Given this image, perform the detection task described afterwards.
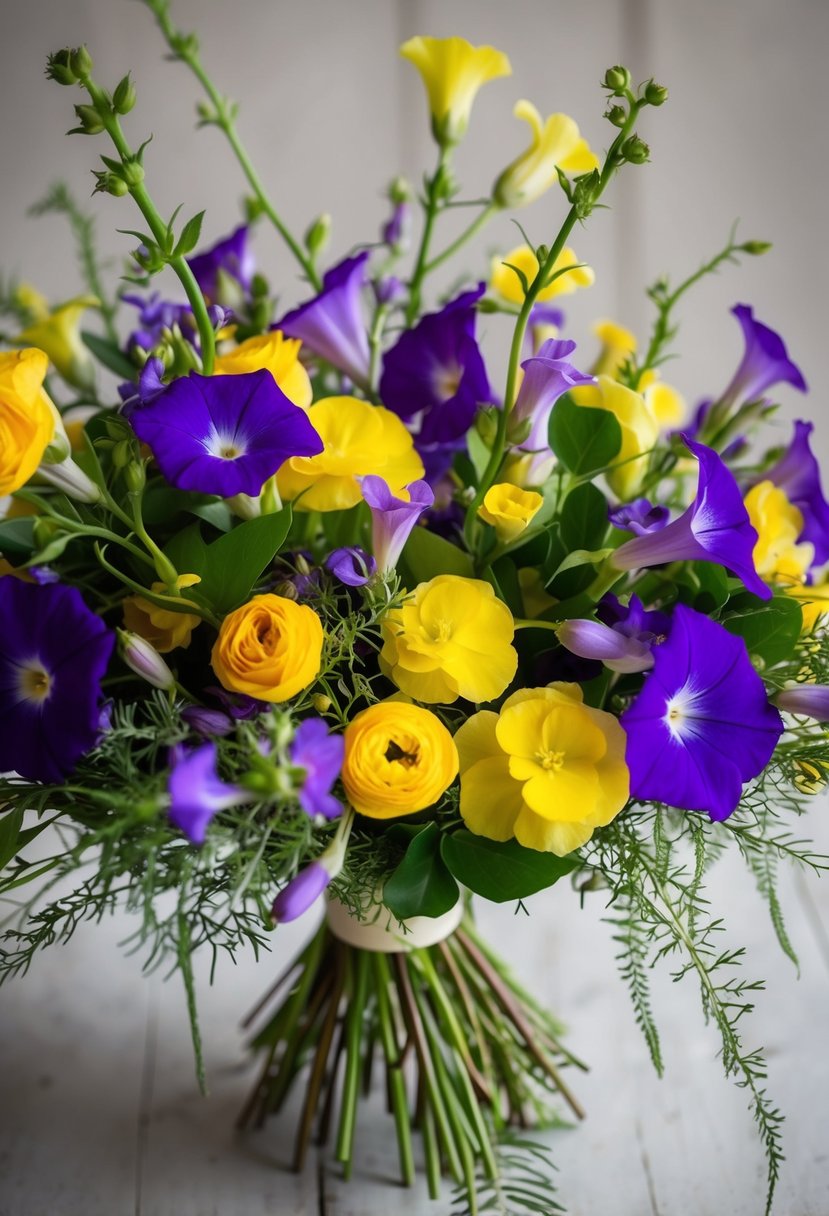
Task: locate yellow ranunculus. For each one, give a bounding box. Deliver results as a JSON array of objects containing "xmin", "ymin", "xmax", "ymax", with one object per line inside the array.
[
  {"xmin": 212, "ymin": 593, "xmax": 323, "ymax": 701},
  {"xmin": 277, "ymin": 396, "xmax": 423, "ymax": 512},
  {"xmin": 456, "ymin": 683, "xmax": 629, "ymax": 855},
  {"xmin": 744, "ymin": 480, "xmax": 813, "ymax": 585},
  {"xmin": 213, "ymin": 330, "xmax": 312, "ymax": 409},
  {"xmin": 494, "ymin": 100, "xmax": 599, "ymax": 209},
  {"xmin": 342, "ymin": 701, "xmax": 459, "ymax": 818},
  {"xmin": 570, "ymin": 374, "xmax": 658, "ymax": 499},
  {"xmin": 122, "ymin": 574, "xmax": 203, "ymax": 654},
  {"xmin": 400, "ymin": 35, "xmax": 511, "ymax": 146},
  {"xmin": 380, "ymin": 574, "xmax": 517, "ymax": 705},
  {"xmin": 0, "ymin": 348, "xmax": 55, "ymax": 495},
  {"xmin": 490, "ymin": 244, "xmax": 594, "ymax": 306},
  {"xmin": 478, "ymin": 482, "xmax": 543, "ymax": 542},
  {"xmin": 786, "ymin": 580, "xmax": 829, "ymax": 633},
  {"xmin": 16, "ymin": 295, "xmax": 98, "ymax": 392}
]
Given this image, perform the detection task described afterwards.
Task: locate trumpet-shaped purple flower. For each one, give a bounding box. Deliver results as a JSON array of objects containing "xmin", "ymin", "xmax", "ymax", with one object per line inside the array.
[
  {"xmin": 279, "ymin": 252, "xmax": 371, "ymax": 387},
  {"xmin": 290, "ymin": 717, "xmax": 344, "ymax": 820},
  {"xmin": 129, "ymin": 369, "xmax": 323, "ymax": 498},
  {"xmin": 379, "ymin": 285, "xmax": 492, "ymax": 481},
  {"xmin": 181, "ymin": 705, "xmax": 234, "ymax": 738},
  {"xmin": 558, "ymin": 595, "xmax": 670, "ymax": 674},
  {"xmin": 325, "ymin": 546, "xmax": 377, "ymax": 587},
  {"xmin": 609, "ymin": 497, "xmax": 670, "ymax": 536},
  {"xmin": 187, "ymin": 224, "xmax": 255, "ymax": 303},
  {"xmin": 621, "ymin": 604, "xmax": 783, "ymax": 821},
  {"xmin": 513, "ymin": 337, "xmax": 594, "ymax": 454},
  {"xmin": 776, "ymin": 685, "xmax": 829, "ymax": 721},
  {"xmin": 764, "ymin": 420, "xmax": 829, "ymax": 566},
  {"xmin": 168, "ymin": 741, "xmax": 248, "ymax": 845},
  {"xmin": 720, "ymin": 304, "xmax": 807, "ymax": 408},
  {"xmin": 0, "ymin": 580, "xmax": 114, "ymax": 782},
  {"xmin": 612, "ymin": 436, "xmax": 770, "ymax": 600},
  {"xmin": 272, "ymin": 861, "xmax": 331, "ymax": 923},
  {"xmin": 362, "ymin": 475, "xmax": 434, "ymax": 572}
]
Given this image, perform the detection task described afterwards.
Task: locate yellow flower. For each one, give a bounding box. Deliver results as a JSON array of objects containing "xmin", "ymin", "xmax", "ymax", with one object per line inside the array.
[
  {"xmin": 456, "ymin": 683, "xmax": 629, "ymax": 855},
  {"xmin": 400, "ymin": 35, "xmax": 511, "ymax": 146},
  {"xmin": 342, "ymin": 701, "xmax": 459, "ymax": 818},
  {"xmin": 641, "ymin": 375, "xmax": 685, "ymax": 428},
  {"xmin": 380, "ymin": 574, "xmax": 517, "ymax": 704},
  {"xmin": 794, "ymin": 758, "xmax": 828, "ymax": 795},
  {"xmin": 744, "ymin": 480, "xmax": 813, "ymax": 585},
  {"xmin": 490, "ymin": 244, "xmax": 594, "ymax": 306},
  {"xmin": 0, "ymin": 348, "xmax": 55, "ymax": 495},
  {"xmin": 591, "ymin": 319, "xmax": 637, "ymax": 378},
  {"xmin": 212, "ymin": 593, "xmax": 323, "ymax": 701},
  {"xmin": 122, "ymin": 574, "xmax": 203, "ymax": 654},
  {"xmin": 589, "ymin": 322, "xmax": 685, "ymax": 425},
  {"xmin": 478, "ymin": 482, "xmax": 543, "ymax": 542},
  {"xmin": 16, "ymin": 295, "xmax": 98, "ymax": 391},
  {"xmin": 0, "ymin": 558, "xmax": 35, "ymax": 582},
  {"xmin": 277, "ymin": 396, "xmax": 423, "ymax": 512},
  {"xmin": 787, "ymin": 580, "xmax": 829, "ymax": 633},
  {"xmin": 494, "ymin": 100, "xmax": 599, "ymax": 209},
  {"xmin": 570, "ymin": 374, "xmax": 658, "ymax": 499},
  {"xmin": 213, "ymin": 330, "xmax": 312, "ymax": 409}
]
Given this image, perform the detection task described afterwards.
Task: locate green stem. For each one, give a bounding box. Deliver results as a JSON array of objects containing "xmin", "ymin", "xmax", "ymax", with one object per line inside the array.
[
  {"xmin": 424, "ymin": 201, "xmax": 498, "ymax": 275},
  {"xmin": 335, "ymin": 948, "xmax": 371, "ymax": 1175},
  {"xmin": 373, "ymin": 953, "xmax": 415, "ymax": 1186},
  {"xmin": 406, "ymin": 147, "xmax": 451, "ymax": 325},
  {"xmin": 367, "ymin": 301, "xmax": 390, "ymax": 395}
]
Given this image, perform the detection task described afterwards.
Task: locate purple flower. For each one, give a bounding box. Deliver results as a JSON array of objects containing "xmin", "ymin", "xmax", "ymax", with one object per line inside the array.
[
  {"xmin": 373, "ymin": 276, "xmax": 405, "ymax": 306},
  {"xmin": 612, "ymin": 436, "xmax": 770, "ymax": 600},
  {"xmin": 325, "ymin": 546, "xmax": 377, "ymax": 587},
  {"xmin": 118, "ymin": 357, "xmax": 167, "ymax": 414},
  {"xmin": 182, "ymin": 705, "xmax": 234, "ymax": 737},
  {"xmin": 272, "ymin": 861, "xmax": 331, "ymax": 923},
  {"xmin": 381, "ymin": 201, "xmax": 411, "ymax": 250},
  {"xmin": 290, "ymin": 717, "xmax": 344, "ymax": 820},
  {"xmin": 558, "ymin": 595, "xmax": 670, "ymax": 674},
  {"xmin": 129, "ymin": 369, "xmax": 322, "ymax": 498},
  {"xmin": 123, "ymin": 291, "xmax": 194, "ymax": 353},
  {"xmin": 621, "ymin": 604, "xmax": 783, "ymax": 820},
  {"xmin": 0, "ymin": 580, "xmax": 114, "ymax": 782},
  {"xmin": 513, "ymin": 337, "xmax": 594, "ymax": 454},
  {"xmin": 279, "ymin": 252, "xmax": 371, "ymax": 387},
  {"xmin": 720, "ymin": 304, "xmax": 807, "ymax": 409},
  {"xmin": 764, "ymin": 420, "xmax": 829, "ymax": 566},
  {"xmin": 776, "ymin": 685, "xmax": 829, "ymax": 721},
  {"xmin": 362, "ymin": 475, "xmax": 434, "ymax": 572},
  {"xmin": 380, "ymin": 285, "xmax": 492, "ymax": 481},
  {"xmin": 609, "ymin": 498, "xmax": 670, "ymax": 536},
  {"xmin": 187, "ymin": 224, "xmax": 255, "ymax": 303},
  {"xmin": 205, "ymin": 685, "xmax": 265, "ymax": 721},
  {"xmin": 526, "ymin": 303, "xmax": 566, "ymax": 355},
  {"xmin": 168, "ymin": 741, "xmax": 247, "ymax": 845}
]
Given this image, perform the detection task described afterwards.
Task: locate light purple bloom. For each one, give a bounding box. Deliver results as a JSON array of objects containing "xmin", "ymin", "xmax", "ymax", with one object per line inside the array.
[
  {"xmin": 325, "ymin": 546, "xmax": 377, "ymax": 587},
  {"xmin": 381, "ymin": 201, "xmax": 411, "ymax": 250},
  {"xmin": 373, "ymin": 276, "xmax": 405, "ymax": 306},
  {"xmin": 720, "ymin": 304, "xmax": 807, "ymax": 409},
  {"xmin": 279, "ymin": 252, "xmax": 371, "ymax": 387},
  {"xmin": 776, "ymin": 685, "xmax": 829, "ymax": 721},
  {"xmin": 362, "ymin": 475, "xmax": 434, "ymax": 573},
  {"xmin": 513, "ymin": 337, "xmax": 594, "ymax": 454},
  {"xmin": 290, "ymin": 717, "xmax": 344, "ymax": 820},
  {"xmin": 621, "ymin": 603, "xmax": 783, "ymax": 821},
  {"xmin": 525, "ymin": 303, "xmax": 566, "ymax": 356},
  {"xmin": 609, "ymin": 498, "xmax": 670, "ymax": 536},
  {"xmin": 118, "ymin": 356, "xmax": 167, "ymax": 415},
  {"xmin": 182, "ymin": 705, "xmax": 234, "ymax": 737},
  {"xmin": 557, "ymin": 595, "xmax": 669, "ymax": 674},
  {"xmin": 272, "ymin": 861, "xmax": 331, "ymax": 923},
  {"xmin": 129, "ymin": 369, "xmax": 322, "ymax": 498},
  {"xmin": 187, "ymin": 224, "xmax": 255, "ymax": 303},
  {"xmin": 764, "ymin": 420, "xmax": 829, "ymax": 566},
  {"xmin": 612, "ymin": 436, "xmax": 770, "ymax": 600},
  {"xmin": 168, "ymin": 741, "xmax": 247, "ymax": 845},
  {"xmin": 123, "ymin": 291, "xmax": 194, "ymax": 353}
]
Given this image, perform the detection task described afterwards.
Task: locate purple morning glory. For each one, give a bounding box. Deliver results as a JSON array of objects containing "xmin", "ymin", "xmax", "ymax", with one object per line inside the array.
[
  {"xmin": 361, "ymin": 474, "xmax": 434, "ymax": 573},
  {"xmin": 612, "ymin": 436, "xmax": 770, "ymax": 600},
  {"xmin": 609, "ymin": 497, "xmax": 670, "ymax": 536},
  {"xmin": 129, "ymin": 369, "xmax": 323, "ymax": 498},
  {"xmin": 0, "ymin": 579, "xmax": 114, "ymax": 783},
  {"xmin": 290, "ymin": 717, "xmax": 344, "ymax": 820},
  {"xmin": 379, "ymin": 285, "xmax": 492, "ymax": 481},
  {"xmin": 512, "ymin": 337, "xmax": 594, "ymax": 455},
  {"xmin": 279, "ymin": 252, "xmax": 372, "ymax": 388},
  {"xmin": 272, "ymin": 860, "xmax": 332, "ymax": 923},
  {"xmin": 763, "ymin": 420, "xmax": 829, "ymax": 566},
  {"xmin": 621, "ymin": 603, "xmax": 783, "ymax": 821},
  {"xmin": 325, "ymin": 546, "xmax": 377, "ymax": 587},
  {"xmin": 719, "ymin": 304, "xmax": 807, "ymax": 409},
  {"xmin": 558, "ymin": 595, "xmax": 670, "ymax": 674},
  {"xmin": 187, "ymin": 224, "xmax": 255, "ymax": 303},
  {"xmin": 168, "ymin": 741, "xmax": 248, "ymax": 845}
]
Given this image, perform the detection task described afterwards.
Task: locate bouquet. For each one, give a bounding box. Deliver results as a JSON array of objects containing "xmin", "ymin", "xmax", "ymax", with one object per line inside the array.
[{"xmin": 2, "ymin": 5, "xmax": 827, "ymax": 1212}]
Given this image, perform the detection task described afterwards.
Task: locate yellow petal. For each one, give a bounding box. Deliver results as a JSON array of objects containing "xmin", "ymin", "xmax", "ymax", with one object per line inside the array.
[{"xmin": 459, "ymin": 756, "xmax": 525, "ymax": 840}]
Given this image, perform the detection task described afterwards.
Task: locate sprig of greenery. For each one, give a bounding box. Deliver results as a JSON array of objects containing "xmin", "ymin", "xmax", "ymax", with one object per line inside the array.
[{"xmin": 450, "ymin": 1134, "xmax": 564, "ymax": 1215}]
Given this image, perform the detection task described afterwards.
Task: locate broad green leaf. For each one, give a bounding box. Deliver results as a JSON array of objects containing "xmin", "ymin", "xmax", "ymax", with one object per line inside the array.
[
  {"xmin": 383, "ymin": 824, "xmax": 459, "ymax": 920},
  {"xmin": 0, "ymin": 518, "xmax": 36, "ymax": 558},
  {"xmin": 441, "ymin": 830, "xmax": 578, "ymax": 902},
  {"xmin": 81, "ymin": 330, "xmax": 137, "ymax": 380},
  {"xmin": 549, "ymin": 395, "xmax": 622, "ymax": 475},
  {"xmin": 558, "ymin": 482, "xmax": 609, "ymax": 553},
  {"xmin": 401, "ymin": 525, "xmax": 474, "ymax": 583},
  {"xmin": 163, "ymin": 509, "xmax": 292, "ymax": 614},
  {"xmin": 723, "ymin": 595, "xmax": 803, "ymax": 667}
]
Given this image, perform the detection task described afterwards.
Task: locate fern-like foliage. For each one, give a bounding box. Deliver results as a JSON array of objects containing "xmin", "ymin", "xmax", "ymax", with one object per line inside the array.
[{"xmin": 450, "ymin": 1135, "xmax": 564, "ymax": 1216}]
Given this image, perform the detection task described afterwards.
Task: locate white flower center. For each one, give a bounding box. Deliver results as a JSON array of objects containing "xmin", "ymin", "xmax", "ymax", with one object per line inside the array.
[{"xmin": 206, "ymin": 428, "xmax": 246, "ymax": 461}]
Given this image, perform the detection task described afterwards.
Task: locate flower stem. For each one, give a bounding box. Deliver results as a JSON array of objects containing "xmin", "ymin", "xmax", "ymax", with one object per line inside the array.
[
  {"xmin": 335, "ymin": 948, "xmax": 371, "ymax": 1176},
  {"xmin": 424, "ymin": 201, "xmax": 498, "ymax": 275},
  {"xmin": 373, "ymin": 952, "xmax": 416, "ymax": 1185},
  {"xmin": 406, "ymin": 147, "xmax": 451, "ymax": 325}
]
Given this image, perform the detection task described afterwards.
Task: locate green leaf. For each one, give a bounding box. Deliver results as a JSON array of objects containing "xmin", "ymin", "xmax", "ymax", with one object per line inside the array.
[
  {"xmin": 549, "ymin": 394, "xmax": 622, "ymax": 475},
  {"xmin": 81, "ymin": 330, "xmax": 138, "ymax": 380},
  {"xmin": 441, "ymin": 830, "xmax": 578, "ymax": 902},
  {"xmin": 401, "ymin": 526, "xmax": 474, "ymax": 583},
  {"xmin": 163, "ymin": 509, "xmax": 292, "ymax": 614},
  {"xmin": 383, "ymin": 824, "xmax": 459, "ymax": 920},
  {"xmin": 723, "ymin": 595, "xmax": 803, "ymax": 667},
  {"xmin": 558, "ymin": 482, "xmax": 609, "ymax": 553},
  {"xmin": 173, "ymin": 209, "xmax": 206, "ymax": 258},
  {"xmin": 0, "ymin": 518, "xmax": 36, "ymax": 559},
  {"xmin": 0, "ymin": 808, "xmax": 24, "ymax": 871}
]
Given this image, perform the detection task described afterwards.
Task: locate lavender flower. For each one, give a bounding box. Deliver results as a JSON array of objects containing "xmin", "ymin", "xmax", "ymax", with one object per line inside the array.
[
  {"xmin": 168, "ymin": 742, "xmax": 248, "ymax": 845},
  {"xmin": 719, "ymin": 304, "xmax": 807, "ymax": 409},
  {"xmin": 187, "ymin": 224, "xmax": 255, "ymax": 303},
  {"xmin": 272, "ymin": 861, "xmax": 331, "ymax": 923},
  {"xmin": 764, "ymin": 420, "xmax": 829, "ymax": 565},
  {"xmin": 512, "ymin": 337, "xmax": 594, "ymax": 454},
  {"xmin": 279, "ymin": 252, "xmax": 372, "ymax": 387},
  {"xmin": 557, "ymin": 595, "xmax": 670, "ymax": 674},
  {"xmin": 609, "ymin": 498, "xmax": 670, "ymax": 536},
  {"xmin": 362, "ymin": 475, "xmax": 434, "ymax": 573},
  {"xmin": 290, "ymin": 717, "xmax": 344, "ymax": 820},
  {"xmin": 325, "ymin": 546, "xmax": 377, "ymax": 587},
  {"xmin": 122, "ymin": 292, "xmax": 194, "ymax": 353}
]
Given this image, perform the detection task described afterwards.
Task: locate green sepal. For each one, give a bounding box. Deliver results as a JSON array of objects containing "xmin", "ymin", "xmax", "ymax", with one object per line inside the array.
[{"xmin": 173, "ymin": 210, "xmax": 206, "ymax": 258}]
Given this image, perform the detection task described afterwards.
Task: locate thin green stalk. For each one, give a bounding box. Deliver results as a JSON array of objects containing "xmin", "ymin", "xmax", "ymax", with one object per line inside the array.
[
  {"xmin": 373, "ymin": 952, "xmax": 415, "ymax": 1186},
  {"xmin": 367, "ymin": 301, "xmax": 390, "ymax": 395},
  {"xmin": 424, "ymin": 201, "xmax": 498, "ymax": 275},
  {"xmin": 406, "ymin": 147, "xmax": 451, "ymax": 324},
  {"xmin": 335, "ymin": 948, "xmax": 371, "ymax": 1175},
  {"xmin": 421, "ymin": 1100, "xmax": 442, "ymax": 1200}
]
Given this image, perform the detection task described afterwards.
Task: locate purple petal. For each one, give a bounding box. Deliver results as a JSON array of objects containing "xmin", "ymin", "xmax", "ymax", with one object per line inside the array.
[
  {"xmin": 362, "ymin": 475, "xmax": 434, "ymax": 572},
  {"xmin": 272, "ymin": 861, "xmax": 331, "ymax": 922},
  {"xmin": 325, "ymin": 546, "xmax": 377, "ymax": 587},
  {"xmin": 513, "ymin": 338, "xmax": 595, "ymax": 452},
  {"xmin": 764, "ymin": 420, "xmax": 829, "ymax": 566},
  {"xmin": 168, "ymin": 742, "xmax": 245, "ymax": 844},
  {"xmin": 187, "ymin": 224, "xmax": 255, "ymax": 301},
  {"xmin": 279, "ymin": 252, "xmax": 371, "ymax": 386},
  {"xmin": 720, "ymin": 303, "xmax": 807, "ymax": 408},
  {"xmin": 776, "ymin": 685, "xmax": 829, "ymax": 721}
]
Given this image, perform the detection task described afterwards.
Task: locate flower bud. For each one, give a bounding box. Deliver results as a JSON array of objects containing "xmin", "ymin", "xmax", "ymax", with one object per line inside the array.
[
  {"xmin": 643, "ymin": 80, "xmax": 668, "ymax": 106},
  {"xmin": 124, "ymin": 460, "xmax": 146, "ymax": 494},
  {"xmin": 68, "ymin": 45, "xmax": 93, "ymax": 79},
  {"xmin": 622, "ymin": 135, "xmax": 650, "ymax": 164},
  {"xmin": 111, "ymin": 439, "xmax": 132, "ymax": 469},
  {"xmin": 272, "ymin": 861, "xmax": 332, "ymax": 923},
  {"xmin": 119, "ymin": 629, "xmax": 176, "ymax": 690},
  {"xmin": 46, "ymin": 50, "xmax": 78, "ymax": 86},
  {"xmin": 389, "ymin": 176, "xmax": 413, "ymax": 204},
  {"xmin": 741, "ymin": 240, "xmax": 772, "ymax": 256},
  {"xmin": 120, "ymin": 159, "xmax": 145, "ymax": 188},
  {"xmin": 603, "ymin": 65, "xmax": 631, "ymax": 94},
  {"xmin": 605, "ymin": 104, "xmax": 627, "ymax": 127},
  {"xmin": 72, "ymin": 104, "xmax": 104, "ymax": 135},
  {"xmin": 304, "ymin": 213, "xmax": 332, "ymax": 257},
  {"xmin": 32, "ymin": 518, "xmax": 61, "ymax": 549},
  {"xmin": 112, "ymin": 74, "xmax": 137, "ymax": 115},
  {"xmin": 37, "ymin": 456, "xmax": 101, "ymax": 503},
  {"xmin": 92, "ymin": 170, "xmax": 129, "ymax": 197},
  {"xmin": 312, "ymin": 694, "xmax": 333, "ymax": 714},
  {"xmin": 181, "ymin": 705, "xmax": 234, "ymax": 737}
]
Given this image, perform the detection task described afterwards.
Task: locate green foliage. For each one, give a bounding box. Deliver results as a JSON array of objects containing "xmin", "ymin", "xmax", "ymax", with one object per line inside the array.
[
  {"xmin": 401, "ymin": 525, "xmax": 475, "ymax": 583},
  {"xmin": 441, "ymin": 832, "xmax": 579, "ymax": 903},
  {"xmin": 450, "ymin": 1135, "xmax": 564, "ymax": 1215},
  {"xmin": 548, "ymin": 394, "xmax": 622, "ymax": 475},
  {"xmin": 724, "ymin": 596, "xmax": 803, "ymax": 667},
  {"xmin": 383, "ymin": 824, "xmax": 459, "ymax": 920},
  {"xmin": 164, "ymin": 510, "xmax": 292, "ymax": 613}
]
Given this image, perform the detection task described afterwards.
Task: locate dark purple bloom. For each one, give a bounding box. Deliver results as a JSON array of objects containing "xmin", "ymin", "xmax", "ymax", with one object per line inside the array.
[
  {"xmin": 325, "ymin": 546, "xmax": 377, "ymax": 587},
  {"xmin": 776, "ymin": 685, "xmax": 829, "ymax": 721},
  {"xmin": 168, "ymin": 741, "xmax": 247, "ymax": 845},
  {"xmin": 187, "ymin": 224, "xmax": 254, "ymax": 303},
  {"xmin": 290, "ymin": 717, "xmax": 344, "ymax": 820},
  {"xmin": 720, "ymin": 304, "xmax": 807, "ymax": 409},
  {"xmin": 764, "ymin": 420, "xmax": 829, "ymax": 566},
  {"xmin": 118, "ymin": 356, "xmax": 167, "ymax": 415},
  {"xmin": 513, "ymin": 337, "xmax": 594, "ymax": 455},
  {"xmin": 621, "ymin": 604, "xmax": 783, "ymax": 820},
  {"xmin": 182, "ymin": 705, "xmax": 234, "ymax": 737},
  {"xmin": 205, "ymin": 685, "xmax": 265, "ymax": 721},
  {"xmin": 558, "ymin": 595, "xmax": 670, "ymax": 674},
  {"xmin": 362, "ymin": 474, "xmax": 434, "ymax": 572},
  {"xmin": 380, "ymin": 285, "xmax": 491, "ymax": 481},
  {"xmin": 279, "ymin": 252, "xmax": 371, "ymax": 387},
  {"xmin": 122, "ymin": 291, "xmax": 194, "ymax": 353},
  {"xmin": 0, "ymin": 580, "xmax": 114, "ymax": 782},
  {"xmin": 129, "ymin": 369, "xmax": 322, "ymax": 498},
  {"xmin": 272, "ymin": 861, "xmax": 331, "ymax": 923},
  {"xmin": 609, "ymin": 498, "xmax": 670, "ymax": 536},
  {"xmin": 613, "ymin": 436, "xmax": 770, "ymax": 600}
]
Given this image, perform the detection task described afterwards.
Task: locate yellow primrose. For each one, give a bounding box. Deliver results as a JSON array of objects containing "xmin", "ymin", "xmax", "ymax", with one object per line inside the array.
[
  {"xmin": 400, "ymin": 35, "xmax": 511, "ymax": 146},
  {"xmin": 213, "ymin": 330, "xmax": 312, "ymax": 409},
  {"xmin": 16, "ymin": 295, "xmax": 98, "ymax": 392},
  {"xmin": 122, "ymin": 574, "xmax": 203, "ymax": 654},
  {"xmin": 478, "ymin": 482, "xmax": 543, "ymax": 542},
  {"xmin": 455, "ymin": 683, "xmax": 629, "ymax": 856},
  {"xmin": 591, "ymin": 319, "xmax": 637, "ymax": 379},
  {"xmin": 744, "ymin": 480, "xmax": 813, "ymax": 585},
  {"xmin": 494, "ymin": 100, "xmax": 599, "ymax": 209},
  {"xmin": 490, "ymin": 244, "xmax": 594, "ymax": 306},
  {"xmin": 570, "ymin": 374, "xmax": 658, "ymax": 499},
  {"xmin": 277, "ymin": 396, "xmax": 423, "ymax": 512},
  {"xmin": 0, "ymin": 348, "xmax": 55, "ymax": 495},
  {"xmin": 342, "ymin": 701, "xmax": 459, "ymax": 819},
  {"xmin": 786, "ymin": 580, "xmax": 829, "ymax": 633},
  {"xmin": 380, "ymin": 574, "xmax": 517, "ymax": 705}
]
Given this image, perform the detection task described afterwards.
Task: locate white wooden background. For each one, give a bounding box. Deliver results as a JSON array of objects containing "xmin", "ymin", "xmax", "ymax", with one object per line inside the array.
[{"xmin": 2, "ymin": 1, "xmax": 829, "ymax": 1212}]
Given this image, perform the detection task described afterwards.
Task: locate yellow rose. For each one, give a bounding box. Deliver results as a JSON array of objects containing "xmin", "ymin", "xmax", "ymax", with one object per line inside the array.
[
  {"xmin": 277, "ymin": 396, "xmax": 423, "ymax": 512},
  {"xmin": 0, "ymin": 348, "xmax": 55, "ymax": 495},
  {"xmin": 342, "ymin": 701, "xmax": 459, "ymax": 818},
  {"xmin": 212, "ymin": 593, "xmax": 323, "ymax": 701},
  {"xmin": 490, "ymin": 244, "xmax": 594, "ymax": 306},
  {"xmin": 400, "ymin": 35, "xmax": 511, "ymax": 146},
  {"xmin": 570, "ymin": 374, "xmax": 658, "ymax": 499},
  {"xmin": 380, "ymin": 574, "xmax": 517, "ymax": 704},
  {"xmin": 478, "ymin": 482, "xmax": 543, "ymax": 542},
  {"xmin": 122, "ymin": 574, "xmax": 202, "ymax": 654},
  {"xmin": 213, "ymin": 330, "xmax": 312, "ymax": 409},
  {"xmin": 494, "ymin": 100, "xmax": 599, "ymax": 209},
  {"xmin": 744, "ymin": 480, "xmax": 813, "ymax": 586},
  {"xmin": 16, "ymin": 295, "xmax": 98, "ymax": 392},
  {"xmin": 456, "ymin": 683, "xmax": 629, "ymax": 856}
]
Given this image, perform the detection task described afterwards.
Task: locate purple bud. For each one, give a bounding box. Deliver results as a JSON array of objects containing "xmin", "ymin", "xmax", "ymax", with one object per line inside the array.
[
  {"xmin": 776, "ymin": 685, "xmax": 829, "ymax": 722},
  {"xmin": 325, "ymin": 546, "xmax": 377, "ymax": 587},
  {"xmin": 182, "ymin": 705, "xmax": 234, "ymax": 737},
  {"xmin": 608, "ymin": 497, "xmax": 670, "ymax": 536},
  {"xmin": 272, "ymin": 861, "xmax": 331, "ymax": 923},
  {"xmin": 373, "ymin": 276, "xmax": 405, "ymax": 306},
  {"xmin": 381, "ymin": 201, "xmax": 410, "ymax": 249}
]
